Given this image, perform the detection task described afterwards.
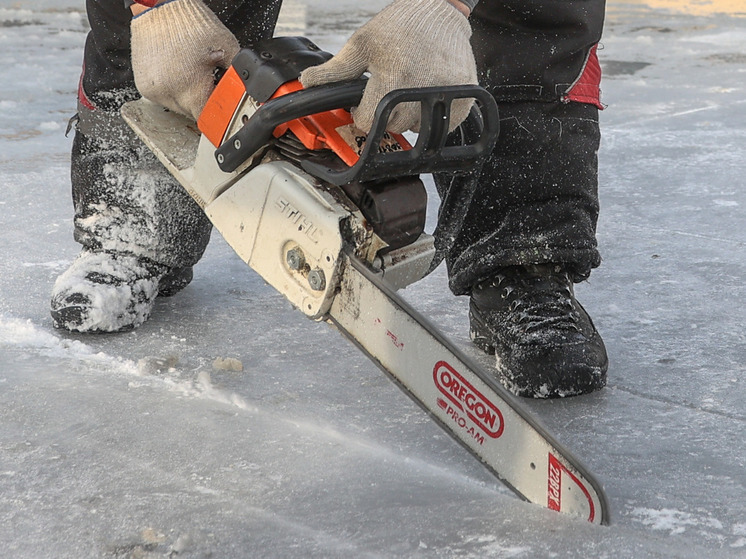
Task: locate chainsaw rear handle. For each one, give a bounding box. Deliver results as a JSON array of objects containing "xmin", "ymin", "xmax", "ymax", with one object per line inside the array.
[{"xmin": 214, "ymin": 81, "xmax": 499, "ymax": 185}]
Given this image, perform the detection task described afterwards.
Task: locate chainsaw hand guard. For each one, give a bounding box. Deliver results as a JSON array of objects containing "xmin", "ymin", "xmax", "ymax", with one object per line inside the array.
[{"xmin": 303, "ymin": 85, "xmax": 499, "ymax": 186}]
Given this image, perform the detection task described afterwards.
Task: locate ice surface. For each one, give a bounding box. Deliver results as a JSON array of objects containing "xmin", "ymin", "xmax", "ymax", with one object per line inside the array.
[{"xmin": 1, "ymin": 0, "xmax": 746, "ymax": 557}]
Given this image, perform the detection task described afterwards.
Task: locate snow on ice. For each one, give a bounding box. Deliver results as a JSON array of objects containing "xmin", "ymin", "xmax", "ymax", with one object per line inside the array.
[{"xmin": 1, "ymin": 0, "xmax": 746, "ymax": 557}]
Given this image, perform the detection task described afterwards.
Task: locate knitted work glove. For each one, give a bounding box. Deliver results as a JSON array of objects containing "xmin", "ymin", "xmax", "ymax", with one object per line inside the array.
[
  {"xmin": 300, "ymin": 0, "xmax": 477, "ymax": 134},
  {"xmin": 131, "ymin": 0, "xmax": 240, "ymax": 120}
]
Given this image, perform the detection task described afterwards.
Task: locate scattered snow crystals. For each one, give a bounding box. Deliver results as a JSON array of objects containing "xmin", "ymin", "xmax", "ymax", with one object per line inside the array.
[
  {"xmin": 732, "ymin": 524, "xmax": 746, "ymax": 548},
  {"xmin": 0, "ymin": 315, "xmax": 138, "ymax": 374},
  {"xmin": 631, "ymin": 507, "xmax": 697, "ymax": 535},
  {"xmin": 137, "ymin": 355, "xmax": 179, "ymax": 376},
  {"xmin": 713, "ymin": 199, "xmax": 739, "ymax": 207},
  {"xmin": 630, "ymin": 507, "xmax": 724, "ymax": 537},
  {"xmin": 185, "ymin": 371, "xmax": 252, "ymax": 410},
  {"xmin": 213, "ymin": 356, "xmax": 244, "ymax": 372}
]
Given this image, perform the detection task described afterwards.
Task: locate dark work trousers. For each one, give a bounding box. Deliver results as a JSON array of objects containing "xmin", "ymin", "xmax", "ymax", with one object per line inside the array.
[
  {"xmin": 74, "ymin": 0, "xmax": 605, "ymax": 288},
  {"xmin": 435, "ymin": 0, "xmax": 606, "ymax": 294}
]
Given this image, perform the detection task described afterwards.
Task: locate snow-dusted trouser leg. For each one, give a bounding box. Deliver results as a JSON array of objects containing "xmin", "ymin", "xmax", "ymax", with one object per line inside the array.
[
  {"xmin": 433, "ymin": 0, "xmax": 606, "ymax": 295},
  {"xmin": 71, "ymin": 0, "xmax": 285, "ymax": 267},
  {"xmin": 71, "ymin": 105, "xmax": 212, "ymax": 269}
]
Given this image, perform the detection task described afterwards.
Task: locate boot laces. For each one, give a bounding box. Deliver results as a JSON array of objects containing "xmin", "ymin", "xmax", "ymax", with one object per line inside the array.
[{"xmin": 496, "ymin": 270, "xmax": 581, "ymax": 335}]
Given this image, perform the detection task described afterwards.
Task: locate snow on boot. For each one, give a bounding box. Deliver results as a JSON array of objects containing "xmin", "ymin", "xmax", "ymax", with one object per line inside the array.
[
  {"xmin": 469, "ymin": 264, "xmax": 607, "ymax": 398},
  {"xmin": 50, "ymin": 250, "xmax": 179, "ymax": 333}
]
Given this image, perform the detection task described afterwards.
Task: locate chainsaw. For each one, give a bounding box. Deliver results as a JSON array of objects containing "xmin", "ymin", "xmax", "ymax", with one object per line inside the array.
[{"xmin": 122, "ymin": 36, "xmax": 609, "ymax": 524}]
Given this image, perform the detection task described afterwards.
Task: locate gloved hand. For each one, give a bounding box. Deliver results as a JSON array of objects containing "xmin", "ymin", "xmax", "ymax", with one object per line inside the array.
[
  {"xmin": 300, "ymin": 0, "xmax": 478, "ymax": 134},
  {"xmin": 130, "ymin": 0, "xmax": 240, "ymax": 120}
]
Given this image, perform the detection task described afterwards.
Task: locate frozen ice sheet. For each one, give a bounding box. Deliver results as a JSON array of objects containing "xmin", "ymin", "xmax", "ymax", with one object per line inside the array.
[{"xmin": 1, "ymin": 1, "xmax": 745, "ymax": 557}]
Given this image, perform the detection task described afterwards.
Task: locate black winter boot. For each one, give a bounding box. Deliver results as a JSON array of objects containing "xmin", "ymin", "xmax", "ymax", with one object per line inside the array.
[
  {"xmin": 469, "ymin": 264, "xmax": 607, "ymax": 398},
  {"xmin": 159, "ymin": 266, "xmax": 194, "ymax": 297}
]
